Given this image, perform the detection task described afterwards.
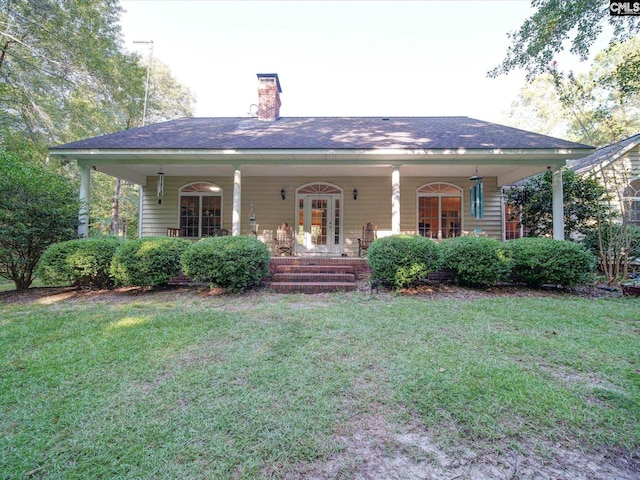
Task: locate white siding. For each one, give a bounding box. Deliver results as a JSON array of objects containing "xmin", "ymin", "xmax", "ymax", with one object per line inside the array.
[
  {"xmin": 141, "ymin": 176, "xmax": 234, "ymax": 237},
  {"xmin": 141, "ymin": 174, "xmax": 505, "ymax": 254},
  {"xmin": 592, "ymin": 145, "xmax": 640, "ymax": 217},
  {"xmin": 402, "ymin": 176, "xmax": 503, "ymax": 239}
]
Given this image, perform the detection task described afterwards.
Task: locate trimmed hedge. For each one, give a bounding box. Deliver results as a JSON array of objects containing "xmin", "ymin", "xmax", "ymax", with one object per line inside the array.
[
  {"xmin": 37, "ymin": 236, "xmax": 123, "ymax": 289},
  {"xmin": 367, "ymin": 235, "xmax": 442, "ymax": 290},
  {"xmin": 110, "ymin": 237, "xmax": 191, "ymax": 287},
  {"xmin": 181, "ymin": 236, "xmax": 270, "ymax": 292},
  {"xmin": 441, "ymin": 236, "xmax": 512, "ymax": 287},
  {"xmin": 507, "ymin": 237, "xmax": 596, "ymax": 288}
]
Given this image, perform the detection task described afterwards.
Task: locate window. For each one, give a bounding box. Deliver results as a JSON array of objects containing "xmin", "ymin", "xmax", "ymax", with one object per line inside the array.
[
  {"xmin": 179, "ymin": 182, "xmax": 222, "ymax": 237},
  {"xmin": 630, "ymin": 200, "xmax": 640, "ymax": 225},
  {"xmin": 624, "ymin": 179, "xmax": 640, "ymax": 226},
  {"xmin": 417, "ymin": 183, "xmax": 462, "ymax": 239},
  {"xmin": 504, "ymin": 204, "xmax": 521, "ymax": 240}
]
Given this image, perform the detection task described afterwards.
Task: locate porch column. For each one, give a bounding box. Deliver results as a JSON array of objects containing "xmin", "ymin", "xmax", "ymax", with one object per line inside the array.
[
  {"xmin": 232, "ymin": 167, "xmax": 241, "ymax": 236},
  {"xmin": 552, "ymin": 167, "xmax": 565, "ymax": 240},
  {"xmin": 391, "ymin": 165, "xmax": 401, "ymax": 234},
  {"xmin": 138, "ymin": 185, "xmax": 144, "ymax": 238},
  {"xmin": 78, "ymin": 163, "xmax": 91, "ymax": 238}
]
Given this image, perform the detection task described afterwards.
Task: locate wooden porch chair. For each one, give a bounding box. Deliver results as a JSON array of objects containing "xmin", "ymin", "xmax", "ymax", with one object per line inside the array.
[
  {"xmin": 275, "ymin": 223, "xmax": 294, "ymax": 256},
  {"xmin": 358, "ymin": 222, "xmax": 377, "ymax": 257},
  {"xmin": 167, "ymin": 227, "xmax": 181, "ymax": 237}
]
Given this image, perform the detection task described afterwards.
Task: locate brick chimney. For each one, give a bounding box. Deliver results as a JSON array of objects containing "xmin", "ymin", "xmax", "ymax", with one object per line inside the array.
[{"xmin": 256, "ymin": 73, "xmax": 282, "ymax": 121}]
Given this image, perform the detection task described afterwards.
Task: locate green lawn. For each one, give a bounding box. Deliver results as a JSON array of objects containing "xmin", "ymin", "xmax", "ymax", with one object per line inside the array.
[{"xmin": 1, "ymin": 288, "xmax": 639, "ymax": 479}]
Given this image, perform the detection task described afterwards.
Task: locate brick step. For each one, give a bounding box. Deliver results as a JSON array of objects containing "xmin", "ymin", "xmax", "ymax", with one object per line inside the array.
[
  {"xmin": 272, "ymin": 272, "xmax": 356, "ymax": 283},
  {"xmin": 269, "ymin": 257, "xmax": 370, "ymax": 278},
  {"xmin": 275, "ymin": 264, "xmax": 354, "ymax": 274},
  {"xmin": 266, "ymin": 281, "xmax": 357, "ymax": 293},
  {"xmin": 266, "ymin": 257, "xmax": 369, "ymax": 293}
]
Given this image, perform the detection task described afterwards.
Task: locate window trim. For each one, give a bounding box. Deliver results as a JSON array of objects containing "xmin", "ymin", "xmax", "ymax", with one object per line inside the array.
[
  {"xmin": 624, "ymin": 196, "xmax": 640, "ymax": 225},
  {"xmin": 178, "ymin": 182, "xmax": 223, "ymax": 238},
  {"xmin": 416, "ymin": 182, "xmax": 463, "ymax": 239},
  {"xmin": 623, "ymin": 179, "xmax": 640, "ymax": 226}
]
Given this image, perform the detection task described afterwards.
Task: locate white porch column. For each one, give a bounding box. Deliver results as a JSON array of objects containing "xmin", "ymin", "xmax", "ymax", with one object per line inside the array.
[
  {"xmin": 138, "ymin": 185, "xmax": 144, "ymax": 238},
  {"xmin": 552, "ymin": 167, "xmax": 565, "ymax": 240},
  {"xmin": 391, "ymin": 165, "xmax": 401, "ymax": 234},
  {"xmin": 232, "ymin": 167, "xmax": 242, "ymax": 236},
  {"xmin": 78, "ymin": 163, "xmax": 91, "ymax": 238}
]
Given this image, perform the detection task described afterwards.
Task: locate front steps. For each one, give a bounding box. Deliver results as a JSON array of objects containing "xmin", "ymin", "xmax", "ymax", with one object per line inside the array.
[{"xmin": 266, "ymin": 257, "xmax": 370, "ymax": 293}]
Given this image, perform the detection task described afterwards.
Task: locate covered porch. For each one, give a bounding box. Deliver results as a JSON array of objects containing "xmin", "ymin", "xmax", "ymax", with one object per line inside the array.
[{"xmin": 68, "ymin": 149, "xmax": 573, "ymax": 257}]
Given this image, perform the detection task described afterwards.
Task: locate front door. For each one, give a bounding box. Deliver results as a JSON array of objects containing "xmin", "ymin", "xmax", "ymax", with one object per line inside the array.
[{"xmin": 296, "ymin": 184, "xmax": 343, "ymax": 255}]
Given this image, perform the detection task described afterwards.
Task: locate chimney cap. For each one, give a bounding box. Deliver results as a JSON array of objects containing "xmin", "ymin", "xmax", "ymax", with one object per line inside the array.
[{"xmin": 257, "ymin": 73, "xmax": 282, "ymax": 93}]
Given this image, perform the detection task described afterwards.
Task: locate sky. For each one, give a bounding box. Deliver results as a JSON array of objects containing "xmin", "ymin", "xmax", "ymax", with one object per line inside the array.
[{"xmin": 118, "ymin": 0, "xmax": 595, "ymax": 124}]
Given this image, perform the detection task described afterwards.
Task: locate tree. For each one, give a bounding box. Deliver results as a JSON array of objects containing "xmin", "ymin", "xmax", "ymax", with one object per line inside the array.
[
  {"xmin": 0, "ymin": 0, "xmax": 143, "ymax": 146},
  {"xmin": 497, "ymin": 4, "xmax": 640, "ymax": 285},
  {"xmin": 98, "ymin": 57, "xmax": 195, "ymax": 238},
  {"xmin": 506, "ymin": 168, "xmax": 609, "ymax": 239},
  {"xmin": 1, "ymin": 1, "xmax": 196, "ymax": 241},
  {"xmin": 562, "ymin": 38, "xmax": 640, "ymax": 145},
  {"xmin": 505, "ymin": 39, "xmax": 640, "ymax": 147},
  {"xmin": 0, "ymin": 150, "xmax": 80, "ymax": 290},
  {"xmin": 503, "ymin": 73, "xmax": 568, "ymax": 138},
  {"xmin": 1, "ymin": 1, "xmax": 196, "ymax": 252},
  {"xmin": 490, "ymin": 0, "xmax": 640, "ymax": 80},
  {"xmin": 144, "ymin": 58, "xmax": 196, "ymax": 125}
]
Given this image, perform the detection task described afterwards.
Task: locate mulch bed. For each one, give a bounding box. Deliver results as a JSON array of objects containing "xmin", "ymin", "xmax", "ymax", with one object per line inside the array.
[{"xmin": 0, "ymin": 281, "xmax": 626, "ymax": 305}]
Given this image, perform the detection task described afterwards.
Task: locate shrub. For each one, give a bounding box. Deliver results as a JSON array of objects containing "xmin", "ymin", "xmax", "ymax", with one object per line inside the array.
[
  {"xmin": 581, "ymin": 224, "xmax": 640, "ymax": 275},
  {"xmin": 507, "ymin": 237, "xmax": 596, "ymax": 288},
  {"xmin": 181, "ymin": 236, "xmax": 270, "ymax": 292},
  {"xmin": 38, "ymin": 236, "xmax": 123, "ymax": 289},
  {"xmin": 110, "ymin": 237, "xmax": 191, "ymax": 287},
  {"xmin": 0, "ymin": 150, "xmax": 80, "ymax": 290},
  {"xmin": 367, "ymin": 235, "xmax": 442, "ymax": 290},
  {"xmin": 441, "ymin": 236, "xmax": 512, "ymax": 287}
]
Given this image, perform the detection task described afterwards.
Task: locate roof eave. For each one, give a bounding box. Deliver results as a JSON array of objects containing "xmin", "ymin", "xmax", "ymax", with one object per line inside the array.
[
  {"xmin": 572, "ymin": 137, "xmax": 640, "ymax": 174},
  {"xmin": 50, "ymin": 147, "xmax": 594, "ymax": 165}
]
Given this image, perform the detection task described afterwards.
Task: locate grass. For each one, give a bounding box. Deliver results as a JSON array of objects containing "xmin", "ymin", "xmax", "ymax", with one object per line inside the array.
[
  {"xmin": 1, "ymin": 288, "xmax": 639, "ymax": 479},
  {"xmin": 0, "ymin": 277, "xmax": 51, "ymax": 292}
]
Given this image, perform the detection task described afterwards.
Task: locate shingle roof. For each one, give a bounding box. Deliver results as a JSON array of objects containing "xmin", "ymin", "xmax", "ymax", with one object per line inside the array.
[
  {"xmin": 568, "ymin": 133, "xmax": 640, "ymax": 173},
  {"xmin": 53, "ymin": 116, "xmax": 591, "ymax": 151}
]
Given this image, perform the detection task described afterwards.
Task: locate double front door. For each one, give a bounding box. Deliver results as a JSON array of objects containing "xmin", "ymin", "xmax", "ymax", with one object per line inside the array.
[{"xmin": 296, "ymin": 187, "xmax": 342, "ymax": 255}]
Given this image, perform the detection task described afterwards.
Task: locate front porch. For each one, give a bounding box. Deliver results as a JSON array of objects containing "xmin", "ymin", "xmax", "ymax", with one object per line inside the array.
[{"xmin": 121, "ymin": 172, "xmax": 567, "ymax": 258}]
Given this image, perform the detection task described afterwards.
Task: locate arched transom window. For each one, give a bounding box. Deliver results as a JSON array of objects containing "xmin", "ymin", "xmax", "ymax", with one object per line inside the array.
[
  {"xmin": 179, "ymin": 182, "xmax": 223, "ymax": 237},
  {"xmin": 417, "ymin": 182, "xmax": 463, "ymax": 239},
  {"xmin": 297, "ymin": 183, "xmax": 342, "ymax": 195}
]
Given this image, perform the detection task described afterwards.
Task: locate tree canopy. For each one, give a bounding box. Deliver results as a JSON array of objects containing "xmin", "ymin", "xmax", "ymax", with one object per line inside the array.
[
  {"xmin": 505, "ymin": 38, "xmax": 640, "ymax": 147},
  {"xmin": 1, "ymin": 0, "xmax": 196, "ymax": 241},
  {"xmin": 0, "ymin": 0, "xmax": 145, "ymax": 146},
  {"xmin": 1, "ymin": 1, "xmax": 194, "ymax": 148},
  {"xmin": 490, "ymin": 0, "xmax": 640, "ymax": 79}
]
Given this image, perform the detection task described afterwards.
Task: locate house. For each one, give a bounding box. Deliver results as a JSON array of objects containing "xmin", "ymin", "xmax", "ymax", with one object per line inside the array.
[
  {"xmin": 568, "ymin": 133, "xmax": 640, "ymax": 225},
  {"xmin": 50, "ymin": 73, "xmax": 593, "ymax": 257}
]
